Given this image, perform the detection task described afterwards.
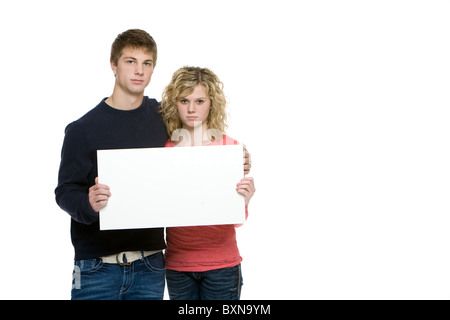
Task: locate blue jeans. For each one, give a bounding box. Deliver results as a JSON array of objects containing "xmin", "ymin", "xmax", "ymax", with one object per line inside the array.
[
  {"xmin": 71, "ymin": 252, "xmax": 165, "ymax": 300},
  {"xmin": 166, "ymin": 264, "xmax": 243, "ymax": 300}
]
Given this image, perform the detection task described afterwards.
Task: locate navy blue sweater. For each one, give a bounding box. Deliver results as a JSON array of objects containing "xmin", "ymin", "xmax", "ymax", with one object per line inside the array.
[{"xmin": 55, "ymin": 97, "xmax": 168, "ymax": 260}]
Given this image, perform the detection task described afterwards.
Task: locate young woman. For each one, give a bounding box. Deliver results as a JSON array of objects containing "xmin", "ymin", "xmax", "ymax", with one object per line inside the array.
[{"xmin": 160, "ymin": 66, "xmax": 255, "ymax": 300}]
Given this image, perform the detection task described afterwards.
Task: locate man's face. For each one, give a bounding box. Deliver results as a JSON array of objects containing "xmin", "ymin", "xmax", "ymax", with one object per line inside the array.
[{"xmin": 111, "ymin": 47, "xmax": 154, "ymax": 96}]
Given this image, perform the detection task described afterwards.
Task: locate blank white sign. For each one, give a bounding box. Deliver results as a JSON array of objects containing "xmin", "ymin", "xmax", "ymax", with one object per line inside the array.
[{"xmin": 97, "ymin": 145, "xmax": 245, "ymax": 230}]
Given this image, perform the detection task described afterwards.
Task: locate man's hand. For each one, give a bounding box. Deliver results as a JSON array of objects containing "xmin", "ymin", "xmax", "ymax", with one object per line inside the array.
[
  {"xmin": 243, "ymin": 145, "xmax": 252, "ymax": 175},
  {"xmin": 89, "ymin": 177, "xmax": 111, "ymax": 212}
]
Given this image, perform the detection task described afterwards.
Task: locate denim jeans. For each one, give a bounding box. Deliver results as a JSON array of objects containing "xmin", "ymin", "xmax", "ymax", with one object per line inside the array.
[
  {"xmin": 166, "ymin": 264, "xmax": 243, "ymax": 300},
  {"xmin": 71, "ymin": 252, "xmax": 165, "ymax": 300}
]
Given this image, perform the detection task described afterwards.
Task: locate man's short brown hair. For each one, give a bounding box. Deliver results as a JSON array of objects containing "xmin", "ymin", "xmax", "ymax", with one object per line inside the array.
[{"xmin": 110, "ymin": 29, "xmax": 157, "ymax": 66}]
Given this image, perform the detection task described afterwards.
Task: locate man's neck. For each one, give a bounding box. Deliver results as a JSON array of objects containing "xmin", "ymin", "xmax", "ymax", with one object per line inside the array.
[{"xmin": 105, "ymin": 88, "xmax": 144, "ymax": 111}]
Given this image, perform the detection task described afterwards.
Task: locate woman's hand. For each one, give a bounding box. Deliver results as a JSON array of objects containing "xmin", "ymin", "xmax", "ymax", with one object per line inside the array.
[
  {"xmin": 243, "ymin": 145, "xmax": 252, "ymax": 175},
  {"xmin": 236, "ymin": 177, "xmax": 255, "ymax": 206}
]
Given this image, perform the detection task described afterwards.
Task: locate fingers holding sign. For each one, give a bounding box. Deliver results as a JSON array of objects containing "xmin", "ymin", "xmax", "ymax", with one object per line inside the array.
[
  {"xmin": 89, "ymin": 177, "xmax": 111, "ymax": 212},
  {"xmin": 243, "ymin": 145, "xmax": 252, "ymax": 175}
]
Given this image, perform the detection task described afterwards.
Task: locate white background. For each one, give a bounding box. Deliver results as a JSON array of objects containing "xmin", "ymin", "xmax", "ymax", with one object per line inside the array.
[{"xmin": 1, "ymin": 0, "xmax": 449, "ymax": 300}]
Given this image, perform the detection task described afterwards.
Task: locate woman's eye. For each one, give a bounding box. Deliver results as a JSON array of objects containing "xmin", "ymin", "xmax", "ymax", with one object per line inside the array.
[{"xmin": 197, "ymin": 100, "xmax": 204, "ymax": 104}]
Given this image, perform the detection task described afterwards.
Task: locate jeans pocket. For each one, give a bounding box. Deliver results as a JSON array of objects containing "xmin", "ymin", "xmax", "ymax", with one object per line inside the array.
[
  {"xmin": 143, "ymin": 252, "xmax": 165, "ymax": 272},
  {"xmin": 72, "ymin": 259, "xmax": 104, "ymax": 291},
  {"xmin": 75, "ymin": 258, "xmax": 104, "ymax": 273}
]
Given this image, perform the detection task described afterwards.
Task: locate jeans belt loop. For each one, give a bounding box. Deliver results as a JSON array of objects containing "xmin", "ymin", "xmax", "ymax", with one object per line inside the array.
[{"xmin": 116, "ymin": 253, "xmax": 132, "ymax": 266}]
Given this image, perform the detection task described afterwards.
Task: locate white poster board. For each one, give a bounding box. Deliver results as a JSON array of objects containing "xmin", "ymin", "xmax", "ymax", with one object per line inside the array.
[{"xmin": 97, "ymin": 145, "xmax": 245, "ymax": 230}]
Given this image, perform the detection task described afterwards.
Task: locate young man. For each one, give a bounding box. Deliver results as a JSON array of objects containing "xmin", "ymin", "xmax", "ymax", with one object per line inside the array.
[
  {"xmin": 55, "ymin": 29, "xmax": 252, "ymax": 300},
  {"xmin": 55, "ymin": 29, "xmax": 167, "ymax": 300}
]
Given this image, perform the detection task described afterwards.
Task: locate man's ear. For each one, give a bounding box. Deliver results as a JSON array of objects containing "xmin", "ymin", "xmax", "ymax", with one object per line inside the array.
[{"xmin": 110, "ymin": 60, "xmax": 117, "ymax": 76}]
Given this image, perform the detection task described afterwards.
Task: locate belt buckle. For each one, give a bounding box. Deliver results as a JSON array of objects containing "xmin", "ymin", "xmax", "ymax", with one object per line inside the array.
[{"xmin": 116, "ymin": 253, "xmax": 132, "ymax": 266}]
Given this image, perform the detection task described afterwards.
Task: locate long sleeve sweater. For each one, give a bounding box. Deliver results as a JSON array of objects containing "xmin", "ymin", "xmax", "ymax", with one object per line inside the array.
[{"xmin": 55, "ymin": 97, "xmax": 168, "ymax": 260}]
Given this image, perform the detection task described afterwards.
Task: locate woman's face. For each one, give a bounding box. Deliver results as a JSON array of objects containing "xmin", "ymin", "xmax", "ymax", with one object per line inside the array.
[{"xmin": 177, "ymin": 84, "xmax": 211, "ymax": 131}]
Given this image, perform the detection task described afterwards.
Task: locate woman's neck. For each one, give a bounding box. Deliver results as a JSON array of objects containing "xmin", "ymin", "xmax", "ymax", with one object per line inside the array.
[{"xmin": 178, "ymin": 121, "xmax": 211, "ymax": 146}]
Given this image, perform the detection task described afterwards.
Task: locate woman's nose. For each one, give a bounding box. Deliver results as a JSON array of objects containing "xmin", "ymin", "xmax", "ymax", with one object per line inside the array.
[{"xmin": 188, "ymin": 102, "xmax": 196, "ymax": 113}]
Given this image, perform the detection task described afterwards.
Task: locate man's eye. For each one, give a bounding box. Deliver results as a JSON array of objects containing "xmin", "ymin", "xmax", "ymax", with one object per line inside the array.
[{"xmin": 127, "ymin": 60, "xmax": 134, "ymax": 64}]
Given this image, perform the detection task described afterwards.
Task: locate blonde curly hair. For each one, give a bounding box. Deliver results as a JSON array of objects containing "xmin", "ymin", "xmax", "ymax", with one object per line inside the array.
[{"xmin": 160, "ymin": 66, "xmax": 228, "ymax": 140}]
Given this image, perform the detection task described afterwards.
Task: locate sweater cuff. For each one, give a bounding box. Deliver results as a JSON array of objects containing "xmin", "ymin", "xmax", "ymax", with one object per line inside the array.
[{"xmin": 81, "ymin": 196, "xmax": 100, "ymax": 225}]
